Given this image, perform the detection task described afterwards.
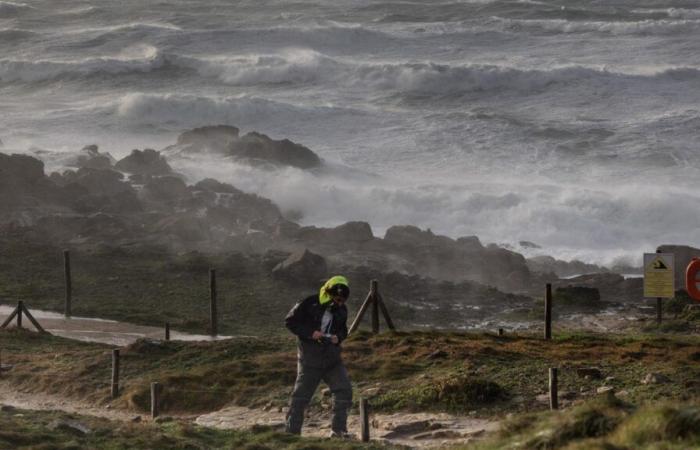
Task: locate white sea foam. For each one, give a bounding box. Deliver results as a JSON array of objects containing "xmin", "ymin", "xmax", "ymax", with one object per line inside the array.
[
  {"xmin": 169, "ymin": 154, "xmax": 700, "ymax": 267},
  {"xmin": 0, "ymin": 45, "xmax": 165, "ymax": 82},
  {"xmin": 495, "ymin": 17, "xmax": 700, "ymax": 35},
  {"xmin": 115, "ymin": 92, "xmax": 357, "ymax": 129},
  {"xmin": 0, "ymin": 1, "xmax": 33, "ymax": 16}
]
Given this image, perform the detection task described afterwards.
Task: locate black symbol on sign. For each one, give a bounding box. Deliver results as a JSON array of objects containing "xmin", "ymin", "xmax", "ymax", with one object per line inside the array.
[{"xmin": 651, "ymin": 258, "xmax": 668, "ymax": 270}]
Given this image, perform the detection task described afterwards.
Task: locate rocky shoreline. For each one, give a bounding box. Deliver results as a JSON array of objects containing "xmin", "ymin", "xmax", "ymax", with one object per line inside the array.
[{"xmin": 3, "ymin": 125, "xmax": 698, "ymax": 330}]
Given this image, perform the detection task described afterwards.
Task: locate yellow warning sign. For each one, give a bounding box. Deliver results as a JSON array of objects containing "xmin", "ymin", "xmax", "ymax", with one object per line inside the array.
[{"xmin": 644, "ymin": 253, "xmax": 675, "ymax": 298}]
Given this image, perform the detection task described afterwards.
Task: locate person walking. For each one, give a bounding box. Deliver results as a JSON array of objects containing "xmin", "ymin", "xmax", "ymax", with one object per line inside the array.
[{"xmin": 284, "ymin": 275, "xmax": 352, "ymax": 437}]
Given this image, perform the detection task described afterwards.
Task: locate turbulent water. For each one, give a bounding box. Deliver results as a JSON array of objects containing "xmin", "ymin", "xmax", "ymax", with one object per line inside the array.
[{"xmin": 3, "ymin": 0, "xmax": 700, "ymax": 266}]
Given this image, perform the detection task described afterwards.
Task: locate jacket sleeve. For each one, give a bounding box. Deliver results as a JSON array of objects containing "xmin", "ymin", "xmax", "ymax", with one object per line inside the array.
[
  {"xmin": 285, "ymin": 298, "xmax": 315, "ymax": 340},
  {"xmin": 336, "ymin": 306, "xmax": 348, "ymax": 344}
]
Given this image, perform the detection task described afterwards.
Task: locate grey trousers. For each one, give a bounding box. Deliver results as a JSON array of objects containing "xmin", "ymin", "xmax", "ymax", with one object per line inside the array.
[{"xmin": 285, "ymin": 361, "xmax": 353, "ymax": 435}]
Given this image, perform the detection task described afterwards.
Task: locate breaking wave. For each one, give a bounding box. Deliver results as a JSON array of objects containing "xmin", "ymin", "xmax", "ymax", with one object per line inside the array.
[
  {"xmin": 0, "ymin": 1, "xmax": 33, "ymax": 16},
  {"xmin": 496, "ymin": 17, "xmax": 700, "ymax": 35},
  {"xmin": 115, "ymin": 93, "xmax": 356, "ymax": 128},
  {"xmin": 0, "ymin": 46, "xmax": 170, "ymax": 83},
  {"xmin": 196, "ymin": 52, "xmax": 700, "ymax": 95}
]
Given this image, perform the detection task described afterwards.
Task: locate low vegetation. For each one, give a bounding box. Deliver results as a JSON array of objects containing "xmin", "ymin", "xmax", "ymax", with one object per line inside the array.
[
  {"xmin": 1, "ymin": 328, "xmax": 698, "ymax": 419},
  {"xmin": 459, "ymin": 395, "xmax": 700, "ymax": 450},
  {"xmin": 0, "ymin": 408, "xmax": 400, "ymax": 450}
]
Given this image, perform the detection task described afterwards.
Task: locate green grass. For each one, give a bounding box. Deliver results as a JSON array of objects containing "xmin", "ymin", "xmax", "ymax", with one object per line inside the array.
[
  {"xmin": 0, "ymin": 408, "xmax": 402, "ymax": 450},
  {"xmin": 1, "ymin": 329, "xmax": 698, "ymax": 418},
  {"xmin": 457, "ymin": 396, "xmax": 700, "ymax": 450}
]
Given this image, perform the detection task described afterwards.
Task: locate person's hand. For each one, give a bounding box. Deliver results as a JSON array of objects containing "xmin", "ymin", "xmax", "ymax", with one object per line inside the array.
[
  {"xmin": 312, "ymin": 330, "xmax": 323, "ymax": 340},
  {"xmin": 331, "ymin": 335, "xmax": 339, "ymax": 344}
]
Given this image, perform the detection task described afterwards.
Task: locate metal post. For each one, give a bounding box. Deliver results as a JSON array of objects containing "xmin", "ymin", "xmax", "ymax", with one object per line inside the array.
[
  {"xmin": 64, "ymin": 250, "xmax": 72, "ymax": 317},
  {"xmin": 360, "ymin": 397, "xmax": 370, "ymax": 442},
  {"xmin": 151, "ymin": 382, "xmax": 160, "ymax": 419},
  {"xmin": 371, "ymin": 280, "xmax": 379, "ymax": 334},
  {"xmin": 111, "ymin": 349, "xmax": 120, "ymax": 399},
  {"xmin": 544, "ymin": 283, "xmax": 552, "ymax": 340},
  {"xmin": 209, "ymin": 269, "xmax": 218, "ymax": 337},
  {"xmin": 656, "ymin": 250, "xmax": 663, "ymax": 324},
  {"xmin": 549, "ymin": 367, "xmax": 558, "ymax": 410}
]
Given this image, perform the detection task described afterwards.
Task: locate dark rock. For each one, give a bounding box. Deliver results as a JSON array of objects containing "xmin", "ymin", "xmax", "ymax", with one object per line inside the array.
[
  {"xmin": 527, "ymin": 255, "xmax": 604, "ymax": 278},
  {"xmin": 152, "ymin": 214, "xmax": 210, "ymax": 242},
  {"xmin": 229, "ymin": 132, "xmax": 322, "ymax": 169},
  {"xmin": 329, "ymin": 221, "xmax": 374, "ymax": 243},
  {"xmin": 0, "ymin": 153, "xmax": 45, "ymax": 185},
  {"xmin": 456, "ymin": 235, "xmax": 483, "ymax": 250},
  {"xmin": 115, "ymin": 149, "xmax": 172, "ymax": 176},
  {"xmin": 0, "ymin": 405, "xmax": 16, "ymax": 412},
  {"xmin": 140, "ymin": 176, "xmax": 189, "ymax": 203},
  {"xmin": 166, "ymin": 126, "xmax": 322, "ymax": 170},
  {"xmin": 641, "ymin": 372, "xmax": 670, "ymax": 385},
  {"xmin": 176, "ymin": 125, "xmax": 240, "ymax": 149},
  {"xmin": 72, "ymin": 145, "xmax": 115, "ymax": 170},
  {"xmin": 272, "ymin": 248, "xmax": 327, "ymax": 284},
  {"xmin": 576, "ymin": 367, "xmax": 603, "ymax": 379},
  {"xmin": 193, "ymin": 178, "xmax": 240, "ymax": 194},
  {"xmin": 66, "ymin": 168, "xmax": 133, "ymax": 196},
  {"xmin": 263, "ymin": 249, "xmax": 292, "ymax": 271},
  {"xmin": 519, "ymin": 240, "xmax": 541, "ymax": 249}
]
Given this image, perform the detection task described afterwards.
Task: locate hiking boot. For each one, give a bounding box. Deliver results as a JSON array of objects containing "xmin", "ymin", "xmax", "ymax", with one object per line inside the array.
[{"xmin": 329, "ymin": 430, "xmax": 353, "ymax": 439}]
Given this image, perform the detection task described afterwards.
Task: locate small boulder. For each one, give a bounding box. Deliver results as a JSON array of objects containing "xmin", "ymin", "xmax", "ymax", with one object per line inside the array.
[
  {"xmin": 176, "ymin": 125, "xmax": 240, "ymax": 150},
  {"xmin": 576, "ymin": 367, "xmax": 603, "ymax": 379},
  {"xmin": 115, "ymin": 149, "xmax": 172, "ymax": 176},
  {"xmin": 272, "ymin": 249, "xmax": 327, "ymax": 284},
  {"xmin": 642, "ymin": 372, "xmax": 670, "ymax": 385},
  {"xmin": 140, "ymin": 176, "xmax": 189, "ymax": 203}
]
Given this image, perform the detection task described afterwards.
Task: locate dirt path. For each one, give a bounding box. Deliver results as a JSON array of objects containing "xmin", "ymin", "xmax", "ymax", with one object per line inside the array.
[
  {"xmin": 196, "ymin": 406, "xmax": 498, "ymax": 448},
  {"xmin": 0, "ymin": 380, "xmax": 137, "ymax": 422}
]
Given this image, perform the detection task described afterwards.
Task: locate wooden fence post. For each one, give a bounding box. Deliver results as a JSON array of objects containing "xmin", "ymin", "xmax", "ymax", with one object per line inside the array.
[
  {"xmin": 549, "ymin": 367, "xmax": 558, "ymax": 410},
  {"xmin": 111, "ymin": 349, "xmax": 120, "ymax": 399},
  {"xmin": 151, "ymin": 382, "xmax": 160, "ymax": 419},
  {"xmin": 544, "ymin": 283, "xmax": 552, "ymax": 340},
  {"xmin": 370, "ymin": 280, "xmax": 379, "ymax": 334},
  {"xmin": 360, "ymin": 397, "xmax": 370, "ymax": 442},
  {"xmin": 209, "ymin": 269, "xmax": 218, "ymax": 337},
  {"xmin": 498, "ymin": 328, "xmax": 504, "ymax": 336},
  {"xmin": 656, "ymin": 249, "xmax": 663, "ymax": 324},
  {"xmin": 64, "ymin": 250, "xmax": 72, "ymax": 317},
  {"xmin": 165, "ymin": 322, "xmax": 170, "ymax": 341},
  {"xmin": 17, "ymin": 301, "xmax": 23, "ymax": 329}
]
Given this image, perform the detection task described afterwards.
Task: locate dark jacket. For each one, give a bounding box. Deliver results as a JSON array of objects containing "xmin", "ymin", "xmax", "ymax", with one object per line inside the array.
[{"xmin": 285, "ymin": 294, "xmax": 348, "ymax": 368}]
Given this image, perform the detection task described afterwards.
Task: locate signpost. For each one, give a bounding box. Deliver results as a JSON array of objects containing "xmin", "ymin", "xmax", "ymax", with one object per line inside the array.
[{"xmin": 643, "ymin": 252, "xmax": 675, "ymax": 324}]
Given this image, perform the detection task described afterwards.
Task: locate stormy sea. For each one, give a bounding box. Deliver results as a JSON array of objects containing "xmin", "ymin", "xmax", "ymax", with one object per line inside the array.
[{"xmin": 2, "ymin": 0, "xmax": 700, "ymax": 267}]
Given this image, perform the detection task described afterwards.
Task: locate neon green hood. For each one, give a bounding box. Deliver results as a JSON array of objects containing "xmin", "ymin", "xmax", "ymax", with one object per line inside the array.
[{"xmin": 319, "ymin": 275, "xmax": 349, "ymax": 305}]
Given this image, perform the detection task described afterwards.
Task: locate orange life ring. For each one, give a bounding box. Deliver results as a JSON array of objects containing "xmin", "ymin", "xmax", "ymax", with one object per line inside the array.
[{"xmin": 685, "ymin": 258, "xmax": 700, "ymax": 302}]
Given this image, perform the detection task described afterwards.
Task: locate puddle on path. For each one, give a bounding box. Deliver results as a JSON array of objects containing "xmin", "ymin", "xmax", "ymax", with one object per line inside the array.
[{"xmin": 0, "ymin": 304, "xmax": 233, "ymax": 346}]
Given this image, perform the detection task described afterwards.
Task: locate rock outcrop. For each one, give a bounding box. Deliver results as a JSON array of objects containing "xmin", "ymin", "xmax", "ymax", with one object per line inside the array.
[
  {"xmin": 115, "ymin": 149, "xmax": 173, "ymax": 176},
  {"xmin": 164, "ymin": 126, "xmax": 322, "ymax": 170},
  {"xmin": 272, "ymin": 248, "xmax": 327, "ymax": 285}
]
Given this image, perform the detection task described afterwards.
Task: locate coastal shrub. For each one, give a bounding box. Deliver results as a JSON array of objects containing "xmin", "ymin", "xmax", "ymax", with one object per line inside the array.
[{"xmin": 374, "ymin": 372, "xmax": 503, "ymax": 412}]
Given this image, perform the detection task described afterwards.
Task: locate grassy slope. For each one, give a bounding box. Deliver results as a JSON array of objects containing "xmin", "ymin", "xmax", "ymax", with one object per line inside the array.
[
  {"xmin": 1, "ymin": 329, "xmax": 698, "ymax": 417},
  {"xmin": 460, "ymin": 395, "xmax": 700, "ymax": 450},
  {"xmin": 0, "ymin": 408, "xmax": 401, "ymax": 450}
]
